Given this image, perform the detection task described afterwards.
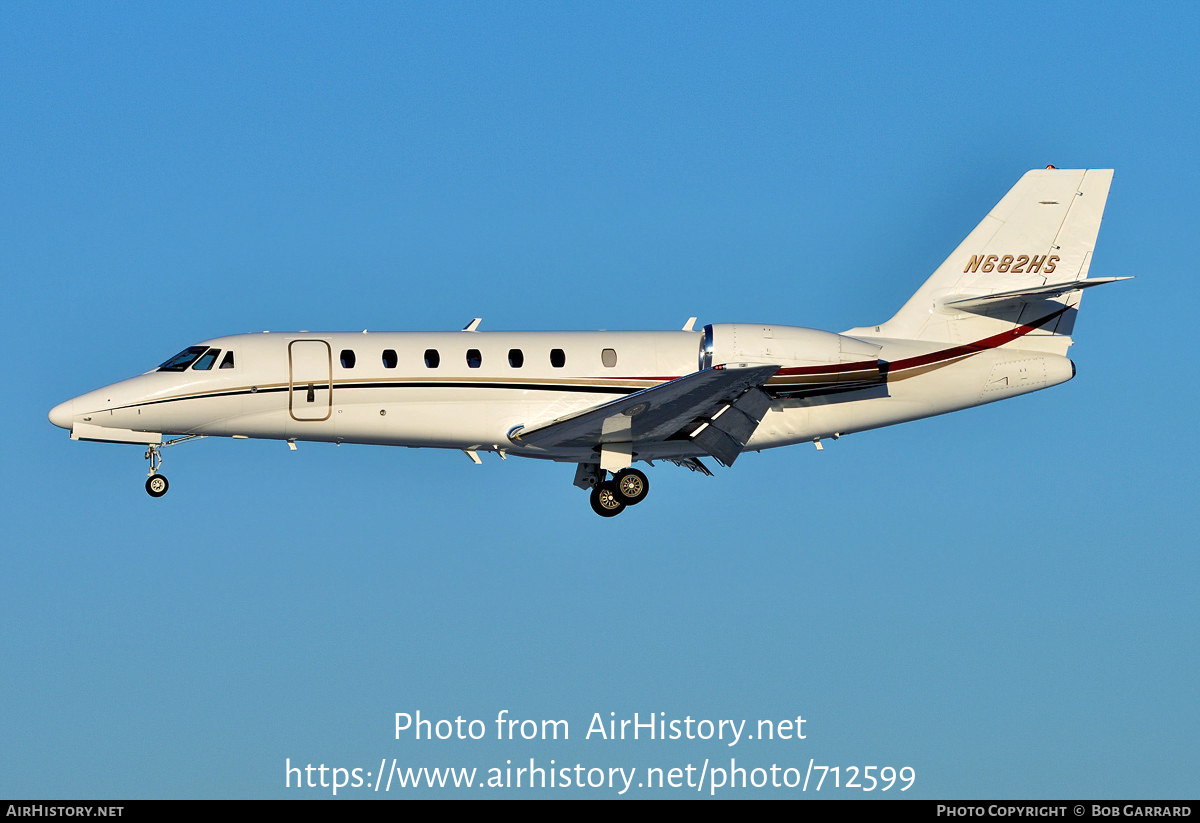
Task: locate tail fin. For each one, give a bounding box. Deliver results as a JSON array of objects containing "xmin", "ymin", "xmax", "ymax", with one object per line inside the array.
[{"xmin": 868, "ymin": 168, "xmax": 1120, "ymax": 355}]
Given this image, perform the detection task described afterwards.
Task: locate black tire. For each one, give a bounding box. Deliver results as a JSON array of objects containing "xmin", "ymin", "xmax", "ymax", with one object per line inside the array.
[
  {"xmin": 612, "ymin": 468, "xmax": 649, "ymax": 505},
  {"xmin": 145, "ymin": 474, "xmax": 169, "ymax": 498},
  {"xmin": 589, "ymin": 482, "xmax": 626, "ymax": 517}
]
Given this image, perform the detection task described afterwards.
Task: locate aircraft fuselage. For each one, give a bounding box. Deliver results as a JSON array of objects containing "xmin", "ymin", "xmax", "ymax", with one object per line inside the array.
[{"xmin": 49, "ymin": 326, "xmax": 1073, "ymax": 463}]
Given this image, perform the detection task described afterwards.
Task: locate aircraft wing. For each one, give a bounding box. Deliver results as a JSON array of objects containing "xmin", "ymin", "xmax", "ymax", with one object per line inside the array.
[{"xmin": 511, "ymin": 364, "xmax": 780, "ymax": 466}]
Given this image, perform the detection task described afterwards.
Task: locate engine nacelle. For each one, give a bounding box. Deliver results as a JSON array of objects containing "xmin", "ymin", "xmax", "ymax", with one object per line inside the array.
[
  {"xmin": 701, "ymin": 323, "xmax": 881, "ymax": 368},
  {"xmin": 700, "ymin": 324, "xmax": 885, "ymax": 397}
]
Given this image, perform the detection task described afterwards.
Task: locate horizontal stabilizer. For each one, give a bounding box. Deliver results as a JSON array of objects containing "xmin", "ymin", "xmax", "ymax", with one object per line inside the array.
[{"xmin": 941, "ymin": 276, "xmax": 1132, "ymax": 312}]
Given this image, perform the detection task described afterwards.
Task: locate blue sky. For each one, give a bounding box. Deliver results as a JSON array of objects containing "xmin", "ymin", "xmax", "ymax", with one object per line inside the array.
[{"xmin": 2, "ymin": 2, "xmax": 1196, "ymax": 798}]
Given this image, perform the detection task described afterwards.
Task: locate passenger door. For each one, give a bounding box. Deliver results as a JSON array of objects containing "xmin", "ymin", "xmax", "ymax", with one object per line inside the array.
[{"xmin": 289, "ymin": 339, "xmax": 332, "ymax": 421}]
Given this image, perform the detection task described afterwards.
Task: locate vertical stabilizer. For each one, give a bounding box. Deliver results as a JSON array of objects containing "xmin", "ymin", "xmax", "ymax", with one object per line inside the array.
[{"xmin": 870, "ymin": 168, "xmax": 1114, "ymax": 354}]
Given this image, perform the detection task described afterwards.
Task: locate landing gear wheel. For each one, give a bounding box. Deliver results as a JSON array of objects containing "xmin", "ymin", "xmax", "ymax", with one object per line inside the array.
[
  {"xmin": 145, "ymin": 474, "xmax": 169, "ymax": 498},
  {"xmin": 589, "ymin": 482, "xmax": 626, "ymax": 517},
  {"xmin": 612, "ymin": 469, "xmax": 649, "ymax": 505}
]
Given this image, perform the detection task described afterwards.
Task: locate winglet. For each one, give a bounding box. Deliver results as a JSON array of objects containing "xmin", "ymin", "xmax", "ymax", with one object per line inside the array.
[{"xmin": 462, "ymin": 318, "xmax": 482, "ymax": 332}]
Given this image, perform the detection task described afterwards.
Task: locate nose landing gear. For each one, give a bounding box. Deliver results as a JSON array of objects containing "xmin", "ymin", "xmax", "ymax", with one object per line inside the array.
[
  {"xmin": 145, "ymin": 471, "xmax": 169, "ymax": 497},
  {"xmin": 141, "ymin": 435, "xmax": 204, "ymax": 498},
  {"xmin": 144, "ymin": 444, "xmax": 168, "ymax": 497}
]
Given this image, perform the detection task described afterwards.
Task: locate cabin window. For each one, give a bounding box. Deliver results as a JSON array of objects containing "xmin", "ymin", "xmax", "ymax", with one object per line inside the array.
[
  {"xmin": 340, "ymin": 349, "xmax": 356, "ymax": 369},
  {"xmin": 550, "ymin": 348, "xmax": 566, "ymax": 368},
  {"xmin": 508, "ymin": 349, "xmax": 524, "ymax": 368},
  {"xmin": 601, "ymin": 348, "xmax": 618, "ymax": 368},
  {"xmin": 424, "ymin": 349, "xmax": 440, "ymax": 368},
  {"xmin": 157, "ymin": 346, "xmax": 208, "ymax": 372},
  {"xmin": 219, "ymin": 351, "xmax": 235, "ymax": 369},
  {"xmin": 191, "ymin": 348, "xmax": 221, "ymax": 370},
  {"xmin": 382, "ymin": 349, "xmax": 398, "ymax": 369},
  {"xmin": 466, "ymin": 349, "xmax": 482, "ymax": 369}
]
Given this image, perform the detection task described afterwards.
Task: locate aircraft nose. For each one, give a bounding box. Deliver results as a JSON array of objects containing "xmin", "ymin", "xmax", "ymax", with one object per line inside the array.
[{"xmin": 49, "ymin": 399, "xmax": 75, "ymax": 430}]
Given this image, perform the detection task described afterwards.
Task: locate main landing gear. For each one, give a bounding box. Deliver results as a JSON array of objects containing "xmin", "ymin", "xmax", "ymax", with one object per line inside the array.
[{"xmin": 586, "ymin": 467, "xmax": 650, "ymax": 517}]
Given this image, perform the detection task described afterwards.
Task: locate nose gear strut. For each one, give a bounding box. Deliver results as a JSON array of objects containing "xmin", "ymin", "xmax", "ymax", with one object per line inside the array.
[{"xmin": 142, "ymin": 435, "xmax": 205, "ymax": 498}]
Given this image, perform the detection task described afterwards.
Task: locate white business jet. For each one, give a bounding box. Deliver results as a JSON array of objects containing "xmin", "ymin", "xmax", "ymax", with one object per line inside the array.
[{"xmin": 49, "ymin": 168, "xmax": 1127, "ymax": 516}]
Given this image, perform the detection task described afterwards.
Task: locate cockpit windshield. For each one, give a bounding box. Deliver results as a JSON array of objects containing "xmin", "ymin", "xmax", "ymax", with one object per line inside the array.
[
  {"xmin": 157, "ymin": 346, "xmax": 209, "ymax": 371},
  {"xmin": 191, "ymin": 349, "xmax": 220, "ymax": 370}
]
